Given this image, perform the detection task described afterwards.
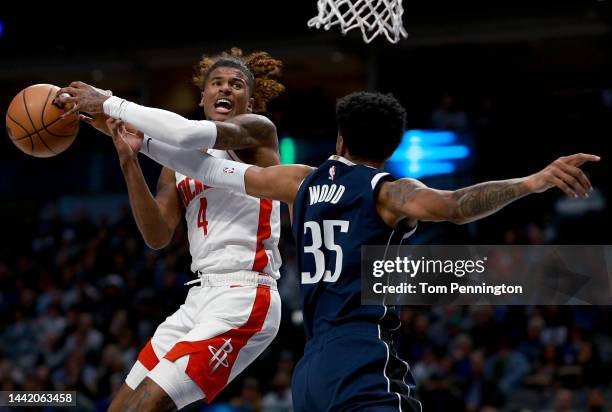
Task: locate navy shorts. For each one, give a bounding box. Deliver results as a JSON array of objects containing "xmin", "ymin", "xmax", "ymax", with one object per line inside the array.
[{"xmin": 291, "ymin": 323, "xmax": 422, "ymax": 412}]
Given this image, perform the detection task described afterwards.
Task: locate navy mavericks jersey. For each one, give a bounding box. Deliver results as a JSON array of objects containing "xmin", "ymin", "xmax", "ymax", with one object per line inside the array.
[{"xmin": 292, "ymin": 155, "xmax": 416, "ymax": 340}]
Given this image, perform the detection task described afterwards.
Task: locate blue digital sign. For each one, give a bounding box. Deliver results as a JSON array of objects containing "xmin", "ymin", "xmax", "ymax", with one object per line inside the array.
[{"xmin": 386, "ymin": 130, "xmax": 472, "ymax": 178}]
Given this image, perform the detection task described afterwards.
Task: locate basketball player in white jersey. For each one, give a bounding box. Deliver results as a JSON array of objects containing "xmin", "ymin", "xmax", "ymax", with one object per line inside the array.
[{"xmin": 55, "ymin": 49, "xmax": 286, "ymax": 411}]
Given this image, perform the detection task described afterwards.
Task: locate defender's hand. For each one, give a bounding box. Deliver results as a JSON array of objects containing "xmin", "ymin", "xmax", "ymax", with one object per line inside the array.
[
  {"xmin": 81, "ymin": 112, "xmax": 112, "ymax": 136},
  {"xmin": 106, "ymin": 118, "xmax": 144, "ymax": 167},
  {"xmin": 525, "ymin": 153, "xmax": 600, "ymax": 198},
  {"xmin": 54, "ymin": 81, "xmax": 111, "ymax": 116}
]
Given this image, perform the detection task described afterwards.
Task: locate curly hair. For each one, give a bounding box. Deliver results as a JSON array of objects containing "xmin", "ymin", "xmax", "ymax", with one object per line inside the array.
[
  {"xmin": 193, "ymin": 47, "xmax": 285, "ymax": 113},
  {"xmin": 336, "ymin": 92, "xmax": 406, "ymax": 161}
]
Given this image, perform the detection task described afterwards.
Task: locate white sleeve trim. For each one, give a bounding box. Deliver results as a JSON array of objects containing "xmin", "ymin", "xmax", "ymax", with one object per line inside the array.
[
  {"xmin": 140, "ymin": 135, "xmax": 249, "ymax": 194},
  {"xmin": 371, "ymin": 172, "xmax": 390, "ymax": 189}
]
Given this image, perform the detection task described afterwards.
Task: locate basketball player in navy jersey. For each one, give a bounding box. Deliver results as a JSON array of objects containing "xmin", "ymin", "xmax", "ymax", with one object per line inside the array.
[{"xmin": 105, "ymin": 91, "xmax": 598, "ymax": 411}]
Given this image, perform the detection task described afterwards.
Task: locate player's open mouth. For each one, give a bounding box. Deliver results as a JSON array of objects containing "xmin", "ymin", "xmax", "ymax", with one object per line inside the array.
[{"xmin": 214, "ymin": 98, "xmax": 233, "ymax": 114}]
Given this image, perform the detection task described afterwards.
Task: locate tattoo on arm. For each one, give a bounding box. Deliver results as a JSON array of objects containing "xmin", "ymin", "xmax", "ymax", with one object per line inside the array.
[
  {"xmin": 121, "ymin": 384, "xmax": 151, "ymax": 412},
  {"xmin": 121, "ymin": 378, "xmax": 176, "ymax": 412},
  {"xmin": 384, "ymin": 177, "xmax": 529, "ymax": 224},
  {"xmin": 213, "ymin": 125, "xmax": 254, "ymax": 149},
  {"xmin": 214, "ymin": 115, "xmax": 276, "ymax": 151},
  {"xmin": 388, "ymin": 179, "xmax": 423, "ymax": 206},
  {"xmin": 452, "ymin": 179, "xmax": 527, "ymax": 222}
]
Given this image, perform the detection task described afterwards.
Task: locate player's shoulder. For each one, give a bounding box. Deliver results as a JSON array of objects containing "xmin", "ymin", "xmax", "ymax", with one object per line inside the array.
[
  {"xmin": 374, "ymin": 178, "xmax": 424, "ymax": 228},
  {"xmin": 376, "ymin": 177, "xmax": 428, "ymax": 213},
  {"xmin": 380, "ymin": 177, "xmax": 427, "ymax": 193}
]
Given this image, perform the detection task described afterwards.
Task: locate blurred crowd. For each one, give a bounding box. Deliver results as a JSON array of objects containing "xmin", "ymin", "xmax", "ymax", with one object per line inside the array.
[{"xmin": 400, "ymin": 305, "xmax": 612, "ymax": 411}]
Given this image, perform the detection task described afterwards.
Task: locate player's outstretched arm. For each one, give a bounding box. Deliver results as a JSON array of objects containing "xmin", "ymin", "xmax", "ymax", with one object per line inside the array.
[
  {"xmin": 107, "ymin": 119, "xmax": 311, "ymax": 205},
  {"xmin": 54, "ymin": 81, "xmax": 277, "ymax": 153},
  {"xmin": 379, "ymin": 153, "xmax": 600, "ymax": 226},
  {"xmin": 242, "ymin": 164, "xmax": 314, "ymax": 204}
]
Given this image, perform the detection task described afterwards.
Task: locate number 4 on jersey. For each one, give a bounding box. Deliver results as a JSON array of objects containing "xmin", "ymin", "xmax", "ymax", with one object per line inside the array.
[
  {"xmin": 198, "ymin": 197, "xmax": 209, "ymax": 236},
  {"xmin": 301, "ymin": 220, "xmax": 349, "ymax": 284}
]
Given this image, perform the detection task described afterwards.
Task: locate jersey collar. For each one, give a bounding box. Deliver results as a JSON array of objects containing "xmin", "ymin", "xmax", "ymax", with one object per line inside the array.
[
  {"xmin": 329, "ymin": 155, "xmax": 356, "ymax": 166},
  {"xmin": 329, "ymin": 155, "xmax": 378, "ymax": 170}
]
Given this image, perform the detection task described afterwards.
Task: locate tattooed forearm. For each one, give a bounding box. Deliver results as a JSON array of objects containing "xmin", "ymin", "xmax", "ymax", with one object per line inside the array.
[{"xmin": 452, "ymin": 178, "xmax": 528, "ymax": 223}]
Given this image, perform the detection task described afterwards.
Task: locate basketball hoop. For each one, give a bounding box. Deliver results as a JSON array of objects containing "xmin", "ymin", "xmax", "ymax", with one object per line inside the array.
[{"xmin": 308, "ymin": 0, "xmax": 408, "ymax": 44}]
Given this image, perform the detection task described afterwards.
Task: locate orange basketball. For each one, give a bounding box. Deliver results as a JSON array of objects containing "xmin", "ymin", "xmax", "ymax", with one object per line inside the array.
[{"xmin": 5, "ymin": 84, "xmax": 79, "ymax": 158}]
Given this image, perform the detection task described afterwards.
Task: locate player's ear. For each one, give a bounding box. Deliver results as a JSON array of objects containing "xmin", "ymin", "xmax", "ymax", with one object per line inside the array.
[
  {"xmin": 198, "ymin": 91, "xmax": 205, "ymax": 107},
  {"xmin": 247, "ymin": 97, "xmax": 254, "ymax": 113}
]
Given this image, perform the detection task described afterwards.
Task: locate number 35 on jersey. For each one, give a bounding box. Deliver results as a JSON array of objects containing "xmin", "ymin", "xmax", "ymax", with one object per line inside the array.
[{"xmin": 301, "ymin": 220, "xmax": 349, "ymax": 284}]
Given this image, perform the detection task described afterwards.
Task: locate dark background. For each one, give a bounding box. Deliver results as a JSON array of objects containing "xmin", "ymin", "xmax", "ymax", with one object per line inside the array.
[{"xmin": 0, "ymin": 2, "xmax": 611, "ymax": 411}]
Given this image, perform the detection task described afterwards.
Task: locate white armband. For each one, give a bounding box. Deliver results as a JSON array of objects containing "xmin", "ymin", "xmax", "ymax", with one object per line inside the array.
[
  {"xmin": 103, "ymin": 96, "xmax": 217, "ymax": 150},
  {"xmin": 140, "ymin": 135, "xmax": 250, "ymax": 194}
]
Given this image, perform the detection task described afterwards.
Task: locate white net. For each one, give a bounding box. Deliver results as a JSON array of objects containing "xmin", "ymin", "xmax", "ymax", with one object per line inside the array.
[{"xmin": 308, "ymin": 0, "xmax": 408, "ymax": 44}]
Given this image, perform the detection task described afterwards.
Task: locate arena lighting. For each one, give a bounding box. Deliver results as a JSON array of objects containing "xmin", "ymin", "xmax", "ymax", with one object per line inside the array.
[
  {"xmin": 386, "ymin": 130, "xmax": 472, "ymax": 178},
  {"xmin": 280, "ymin": 136, "xmax": 296, "ymax": 164}
]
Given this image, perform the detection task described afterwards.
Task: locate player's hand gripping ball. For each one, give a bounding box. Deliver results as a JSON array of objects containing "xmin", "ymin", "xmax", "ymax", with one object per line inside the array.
[{"xmin": 5, "ymin": 84, "xmax": 79, "ymax": 157}]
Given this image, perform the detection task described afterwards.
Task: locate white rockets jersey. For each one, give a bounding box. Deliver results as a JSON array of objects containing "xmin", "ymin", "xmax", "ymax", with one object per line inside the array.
[{"xmin": 175, "ymin": 149, "xmax": 281, "ymax": 279}]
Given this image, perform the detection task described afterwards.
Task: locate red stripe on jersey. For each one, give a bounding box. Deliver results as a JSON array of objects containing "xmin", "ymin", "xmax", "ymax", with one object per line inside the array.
[
  {"xmin": 164, "ymin": 285, "xmax": 271, "ymax": 402},
  {"xmin": 252, "ymin": 200, "xmax": 273, "ymax": 272},
  {"xmin": 177, "ymin": 179, "xmax": 189, "ymax": 208},
  {"xmin": 137, "ymin": 339, "xmax": 160, "ymax": 371}
]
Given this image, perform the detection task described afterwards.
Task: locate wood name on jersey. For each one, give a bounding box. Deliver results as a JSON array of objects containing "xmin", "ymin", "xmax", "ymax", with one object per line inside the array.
[
  {"xmin": 308, "ymin": 184, "xmax": 346, "ymax": 206},
  {"xmin": 177, "ymin": 176, "xmax": 211, "ymax": 208}
]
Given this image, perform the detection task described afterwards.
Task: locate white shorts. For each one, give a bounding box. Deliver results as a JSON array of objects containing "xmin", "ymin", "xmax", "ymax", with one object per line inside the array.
[{"xmin": 125, "ymin": 271, "xmax": 281, "ymax": 410}]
